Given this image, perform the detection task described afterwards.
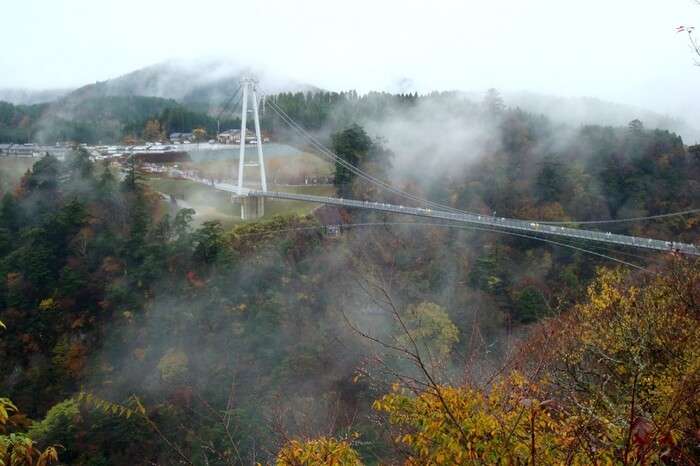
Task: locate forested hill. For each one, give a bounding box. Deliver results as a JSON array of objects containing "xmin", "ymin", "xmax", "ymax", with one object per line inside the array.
[
  {"xmin": 0, "ymin": 96, "xmax": 178, "ymax": 143},
  {"xmin": 0, "ymin": 101, "xmax": 699, "ymax": 463},
  {"xmin": 0, "ymin": 88, "xmax": 71, "ymax": 105},
  {"xmin": 1, "ymin": 84, "xmax": 697, "ymax": 146},
  {"xmin": 65, "ymin": 59, "xmax": 317, "ymax": 106}
]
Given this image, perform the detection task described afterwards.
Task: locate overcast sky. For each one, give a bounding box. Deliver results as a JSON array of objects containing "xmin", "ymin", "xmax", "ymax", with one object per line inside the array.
[{"xmin": 1, "ymin": 0, "xmax": 698, "ymax": 118}]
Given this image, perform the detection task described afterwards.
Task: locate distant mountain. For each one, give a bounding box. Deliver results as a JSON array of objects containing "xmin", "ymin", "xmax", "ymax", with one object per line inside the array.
[
  {"xmin": 6, "ymin": 58, "xmax": 318, "ymax": 144},
  {"xmin": 5, "ymin": 61, "xmax": 698, "ymax": 145},
  {"xmin": 66, "ymin": 59, "xmax": 318, "ymax": 114},
  {"xmin": 463, "ymin": 90, "xmax": 700, "ymax": 143},
  {"xmin": 0, "ymin": 88, "xmax": 72, "ymax": 105}
]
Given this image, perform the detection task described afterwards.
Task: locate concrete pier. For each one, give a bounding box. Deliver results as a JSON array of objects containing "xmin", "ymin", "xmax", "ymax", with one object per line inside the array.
[{"xmin": 240, "ymin": 196, "xmax": 265, "ymax": 220}]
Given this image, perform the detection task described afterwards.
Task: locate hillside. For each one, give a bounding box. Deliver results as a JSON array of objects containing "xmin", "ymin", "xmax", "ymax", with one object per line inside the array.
[
  {"xmin": 0, "ymin": 59, "xmax": 319, "ymax": 144},
  {"xmin": 1, "ymin": 105, "xmax": 698, "ymax": 463},
  {"xmin": 2, "ymin": 58, "xmax": 697, "ymax": 145},
  {"xmin": 457, "ymin": 90, "xmax": 700, "ymax": 142},
  {"xmin": 0, "ymin": 96, "xmax": 180, "ymax": 144},
  {"xmin": 67, "ymin": 58, "xmax": 318, "ymax": 114},
  {"xmin": 504, "ymin": 90, "xmax": 699, "ymax": 142},
  {"xmin": 0, "ymin": 88, "xmax": 72, "ymax": 105}
]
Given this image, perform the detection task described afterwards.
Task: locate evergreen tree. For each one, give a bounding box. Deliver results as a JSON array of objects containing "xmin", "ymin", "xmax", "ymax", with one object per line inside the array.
[
  {"xmin": 483, "ymin": 88, "xmax": 505, "ymax": 114},
  {"xmin": 331, "ymin": 124, "xmax": 373, "ymax": 198},
  {"xmin": 0, "ymin": 193, "xmax": 21, "ymax": 233},
  {"xmin": 535, "ymin": 156, "xmax": 570, "ymax": 204}
]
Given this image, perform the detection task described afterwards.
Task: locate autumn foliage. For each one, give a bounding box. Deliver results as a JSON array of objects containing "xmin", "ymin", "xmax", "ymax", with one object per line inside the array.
[
  {"xmin": 289, "ymin": 259, "xmax": 700, "ymax": 465},
  {"xmin": 275, "ymin": 437, "xmax": 363, "ymax": 466}
]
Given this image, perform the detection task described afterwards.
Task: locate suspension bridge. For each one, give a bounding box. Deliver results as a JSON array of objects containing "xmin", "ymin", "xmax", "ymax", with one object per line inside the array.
[{"xmin": 171, "ymin": 77, "xmax": 700, "ymax": 257}]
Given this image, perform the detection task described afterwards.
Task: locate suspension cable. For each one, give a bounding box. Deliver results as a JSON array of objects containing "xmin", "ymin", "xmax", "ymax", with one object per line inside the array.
[
  {"xmin": 230, "ymin": 219, "xmax": 650, "ymax": 271},
  {"xmin": 265, "ymin": 98, "xmax": 479, "ymax": 215},
  {"xmin": 538, "ymin": 208, "xmax": 700, "ymax": 225},
  {"xmin": 214, "ymin": 84, "xmax": 243, "ymax": 128},
  {"xmin": 265, "ymin": 92, "xmax": 698, "ymax": 228}
]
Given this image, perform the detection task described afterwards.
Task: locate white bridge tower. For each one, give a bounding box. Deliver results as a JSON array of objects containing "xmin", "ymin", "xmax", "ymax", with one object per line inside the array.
[{"xmin": 237, "ymin": 77, "xmax": 267, "ymax": 219}]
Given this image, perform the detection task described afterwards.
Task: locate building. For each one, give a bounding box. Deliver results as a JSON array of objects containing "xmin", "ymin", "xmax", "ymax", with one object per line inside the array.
[
  {"xmin": 0, "ymin": 143, "xmax": 69, "ymax": 159},
  {"xmin": 169, "ymin": 132, "xmax": 194, "ymax": 143},
  {"xmin": 216, "ymin": 129, "xmax": 266, "ymax": 145},
  {"xmin": 314, "ymin": 205, "xmax": 351, "ymax": 238}
]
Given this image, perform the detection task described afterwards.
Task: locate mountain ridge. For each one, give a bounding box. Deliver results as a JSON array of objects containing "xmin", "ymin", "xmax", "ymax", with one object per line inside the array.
[{"xmin": 1, "ymin": 59, "xmax": 697, "ymax": 143}]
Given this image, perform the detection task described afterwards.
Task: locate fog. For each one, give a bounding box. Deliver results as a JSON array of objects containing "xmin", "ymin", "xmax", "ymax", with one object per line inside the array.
[{"xmin": 1, "ymin": 0, "xmax": 699, "ymax": 124}]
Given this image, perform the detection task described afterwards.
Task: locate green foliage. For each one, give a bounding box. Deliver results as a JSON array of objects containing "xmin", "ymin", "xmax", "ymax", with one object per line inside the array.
[
  {"xmin": 0, "ymin": 93, "xmax": 699, "ymax": 465},
  {"xmin": 331, "ymin": 124, "xmax": 373, "ymax": 198},
  {"xmin": 27, "ymin": 400, "xmax": 79, "ymax": 448},
  {"xmin": 0, "ymin": 395, "xmax": 60, "ymax": 465},
  {"xmin": 192, "ymin": 220, "xmax": 228, "ymax": 265},
  {"xmin": 400, "ymin": 302, "xmax": 459, "ymax": 360},
  {"xmin": 0, "ymin": 194, "xmax": 21, "ymax": 233},
  {"xmin": 513, "ymin": 286, "xmax": 548, "ymax": 323},
  {"xmin": 329, "ymin": 123, "xmax": 394, "ymax": 200},
  {"xmin": 534, "ymin": 156, "xmax": 570, "ymax": 204},
  {"xmin": 0, "ymin": 96, "xmax": 181, "ymax": 144},
  {"xmin": 156, "ymin": 349, "xmax": 189, "ymax": 383}
]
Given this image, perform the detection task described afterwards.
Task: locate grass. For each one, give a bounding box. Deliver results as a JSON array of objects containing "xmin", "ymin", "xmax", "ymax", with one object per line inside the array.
[
  {"xmin": 186, "ymin": 152, "xmax": 333, "ymax": 183},
  {"xmin": 0, "ymin": 154, "xmax": 335, "ymax": 228},
  {"xmin": 0, "ymin": 157, "xmax": 36, "ymax": 194},
  {"xmin": 146, "ymin": 176, "xmax": 335, "ymax": 228},
  {"xmin": 262, "ymin": 184, "xmax": 336, "ymax": 218}
]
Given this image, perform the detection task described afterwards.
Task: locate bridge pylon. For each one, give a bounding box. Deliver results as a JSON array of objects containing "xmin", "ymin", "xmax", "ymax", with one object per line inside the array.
[{"xmin": 237, "ymin": 76, "xmax": 267, "ymax": 219}]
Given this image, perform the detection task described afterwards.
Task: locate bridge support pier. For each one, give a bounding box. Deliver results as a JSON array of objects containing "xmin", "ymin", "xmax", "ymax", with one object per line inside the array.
[{"xmin": 241, "ymin": 196, "xmax": 265, "ymax": 220}]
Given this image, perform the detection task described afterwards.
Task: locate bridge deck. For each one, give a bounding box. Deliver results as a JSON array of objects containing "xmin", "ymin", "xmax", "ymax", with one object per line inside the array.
[{"xmin": 247, "ymin": 190, "xmax": 700, "ymax": 256}]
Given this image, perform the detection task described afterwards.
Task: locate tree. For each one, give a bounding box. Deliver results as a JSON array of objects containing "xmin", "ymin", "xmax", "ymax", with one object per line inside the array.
[
  {"xmin": 192, "ymin": 127, "xmax": 207, "ymax": 142},
  {"xmin": 143, "ymin": 119, "xmax": 164, "ymax": 142},
  {"xmin": 0, "ymin": 193, "xmax": 21, "ymax": 232},
  {"xmin": 330, "ymin": 124, "xmax": 393, "ymax": 199},
  {"xmin": 66, "ymin": 147, "xmax": 93, "ymax": 181},
  {"xmin": 0, "ymin": 398, "xmax": 60, "ymax": 466},
  {"xmin": 374, "ymin": 374, "xmax": 572, "ymax": 465},
  {"xmin": 0, "ymin": 327, "xmax": 59, "ymax": 466},
  {"xmin": 331, "ymin": 124, "xmax": 372, "ymax": 198},
  {"xmin": 275, "ymin": 437, "xmax": 363, "ymax": 465},
  {"xmin": 539, "ymin": 262, "xmax": 700, "ymax": 464},
  {"xmin": 534, "ymin": 156, "xmax": 569, "ymax": 204},
  {"xmin": 17, "ymin": 155, "xmax": 60, "ymax": 197},
  {"xmin": 399, "ymin": 302, "xmax": 459, "ymax": 362},
  {"xmin": 628, "ymin": 118, "xmax": 644, "ymax": 133},
  {"xmin": 124, "ymin": 190, "xmax": 149, "ymax": 268},
  {"xmin": 192, "ymin": 220, "xmax": 228, "ymax": 265},
  {"xmin": 513, "ymin": 286, "xmax": 548, "ymax": 323},
  {"xmin": 483, "ymin": 88, "xmax": 505, "ymax": 114},
  {"xmin": 373, "ymin": 260, "xmax": 700, "ymax": 464},
  {"xmin": 121, "ymin": 155, "xmax": 142, "ymax": 192}
]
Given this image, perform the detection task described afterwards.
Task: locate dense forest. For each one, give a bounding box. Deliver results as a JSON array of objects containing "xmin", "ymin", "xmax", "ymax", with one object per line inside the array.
[
  {"xmin": 0, "ymin": 96, "xmax": 240, "ymax": 144},
  {"xmin": 0, "ymin": 88, "xmax": 412, "ymax": 144},
  {"xmin": 0, "ymin": 92, "xmax": 699, "ymax": 463}
]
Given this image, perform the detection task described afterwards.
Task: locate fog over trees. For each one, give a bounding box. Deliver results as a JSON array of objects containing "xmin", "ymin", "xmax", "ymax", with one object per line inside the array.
[{"xmin": 1, "ymin": 2, "xmax": 699, "ymax": 465}]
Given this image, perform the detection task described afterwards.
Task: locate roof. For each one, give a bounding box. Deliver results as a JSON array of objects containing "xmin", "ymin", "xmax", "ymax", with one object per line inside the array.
[
  {"xmin": 314, "ymin": 205, "xmax": 349, "ymax": 226},
  {"xmin": 219, "ymin": 129, "xmax": 241, "ymax": 135}
]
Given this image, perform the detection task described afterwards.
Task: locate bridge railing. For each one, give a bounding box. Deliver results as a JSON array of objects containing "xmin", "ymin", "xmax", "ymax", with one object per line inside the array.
[{"xmin": 247, "ymin": 190, "xmax": 700, "ymax": 256}]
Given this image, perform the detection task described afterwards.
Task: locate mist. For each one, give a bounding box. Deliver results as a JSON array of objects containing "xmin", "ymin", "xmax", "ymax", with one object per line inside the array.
[
  {"xmin": 2, "ymin": 1, "xmax": 700, "ymax": 463},
  {"xmin": 2, "ymin": 0, "xmax": 699, "ymax": 129}
]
